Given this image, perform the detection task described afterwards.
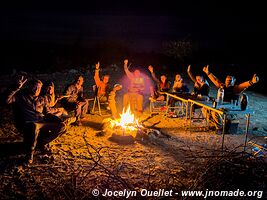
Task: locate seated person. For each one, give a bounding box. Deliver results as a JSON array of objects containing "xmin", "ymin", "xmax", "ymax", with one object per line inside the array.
[
  {"xmin": 187, "ymin": 65, "xmax": 210, "ymax": 100},
  {"xmin": 169, "ymin": 73, "xmax": 189, "ymax": 108},
  {"xmin": 172, "ymin": 74, "xmax": 189, "ymax": 93},
  {"xmin": 41, "ymin": 80, "xmax": 68, "ymax": 117},
  {"xmin": 93, "ymin": 61, "xmax": 111, "ymax": 103},
  {"xmin": 187, "ymin": 65, "xmax": 210, "ymax": 115},
  {"xmin": 148, "ymin": 65, "xmax": 171, "ymax": 101},
  {"xmin": 202, "ymin": 65, "xmax": 259, "ymax": 133},
  {"xmin": 61, "ymin": 75, "xmax": 89, "ymax": 125},
  {"xmin": 123, "ymin": 59, "xmax": 145, "ymax": 115},
  {"xmin": 108, "ymin": 84, "xmax": 123, "ymax": 119},
  {"xmin": 6, "ymin": 78, "xmax": 72, "ymax": 164}
]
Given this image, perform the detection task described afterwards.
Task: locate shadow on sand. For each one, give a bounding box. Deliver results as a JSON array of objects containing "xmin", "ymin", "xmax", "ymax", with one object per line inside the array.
[
  {"xmin": 82, "ymin": 121, "xmax": 104, "ymax": 131},
  {"xmin": 0, "ymin": 142, "xmax": 27, "ymax": 170},
  {"xmin": 0, "ymin": 142, "xmax": 26, "ymax": 158}
]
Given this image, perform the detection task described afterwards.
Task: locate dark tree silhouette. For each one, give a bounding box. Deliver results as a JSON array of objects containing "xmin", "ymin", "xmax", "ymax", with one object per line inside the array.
[{"xmin": 162, "ymin": 38, "xmax": 193, "ymax": 63}]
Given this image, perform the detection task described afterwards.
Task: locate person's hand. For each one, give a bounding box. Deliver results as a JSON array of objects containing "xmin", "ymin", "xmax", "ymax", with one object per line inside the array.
[
  {"xmin": 114, "ymin": 84, "xmax": 122, "ymax": 91},
  {"xmin": 62, "ymin": 109, "xmax": 68, "ymax": 116},
  {"xmin": 148, "ymin": 65, "xmax": 153, "ymax": 73},
  {"xmin": 77, "ymin": 101, "xmax": 84, "ymax": 106},
  {"xmin": 18, "ymin": 75, "xmax": 27, "ymax": 89},
  {"xmin": 56, "ymin": 95, "xmax": 64, "ymax": 101},
  {"xmin": 57, "ymin": 107, "xmax": 64, "ymax": 112},
  {"xmin": 124, "ymin": 59, "xmax": 128, "ymax": 65},
  {"xmin": 251, "ymin": 74, "xmax": 259, "ymax": 84},
  {"xmin": 187, "ymin": 65, "xmax": 191, "ymax": 72},
  {"xmin": 95, "ymin": 62, "xmax": 100, "ymax": 70},
  {"xmin": 203, "ymin": 65, "xmax": 209, "ymax": 74}
]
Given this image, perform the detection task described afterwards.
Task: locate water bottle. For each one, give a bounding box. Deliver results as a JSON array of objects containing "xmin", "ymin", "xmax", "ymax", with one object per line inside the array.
[
  {"xmin": 217, "ymin": 86, "xmax": 224, "ymax": 105},
  {"xmin": 212, "ymin": 100, "xmax": 217, "ymax": 108},
  {"xmin": 240, "ymin": 93, "xmax": 248, "ymax": 110}
]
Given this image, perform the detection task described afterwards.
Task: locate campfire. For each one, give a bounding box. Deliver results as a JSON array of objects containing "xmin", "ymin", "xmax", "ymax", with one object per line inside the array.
[
  {"xmin": 103, "ymin": 105, "xmax": 160, "ymax": 144},
  {"xmin": 110, "ymin": 105, "xmax": 141, "ymax": 133}
]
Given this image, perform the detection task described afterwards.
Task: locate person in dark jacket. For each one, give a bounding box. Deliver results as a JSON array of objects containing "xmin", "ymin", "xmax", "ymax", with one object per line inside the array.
[
  {"xmin": 202, "ymin": 65, "xmax": 259, "ymax": 133},
  {"xmin": 6, "ymin": 77, "xmax": 71, "ymax": 164},
  {"xmin": 187, "ymin": 65, "xmax": 210, "ymax": 100},
  {"xmin": 168, "ymin": 73, "xmax": 190, "ymax": 109}
]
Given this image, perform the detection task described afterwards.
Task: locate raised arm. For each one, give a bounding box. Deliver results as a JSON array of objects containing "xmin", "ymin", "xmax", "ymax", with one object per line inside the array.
[
  {"xmin": 187, "ymin": 65, "xmax": 196, "ymax": 83},
  {"xmin": 123, "ymin": 59, "xmax": 133, "ymax": 79},
  {"xmin": 234, "ymin": 74, "xmax": 259, "ymax": 94},
  {"xmin": 203, "ymin": 65, "xmax": 222, "ymax": 88},
  {"xmin": 6, "ymin": 76, "xmax": 27, "ymax": 104},
  {"xmin": 94, "ymin": 61, "xmax": 101, "ymax": 87},
  {"xmin": 148, "ymin": 65, "xmax": 160, "ymax": 83}
]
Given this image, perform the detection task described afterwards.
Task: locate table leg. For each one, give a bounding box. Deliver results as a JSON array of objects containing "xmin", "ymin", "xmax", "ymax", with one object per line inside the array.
[
  {"xmin": 189, "ymin": 102, "xmax": 193, "ymax": 130},
  {"xmin": 186, "ymin": 102, "xmax": 188, "ymax": 119},
  {"xmin": 165, "ymin": 95, "xmax": 168, "ymax": 115},
  {"xmin": 221, "ymin": 114, "xmax": 226, "ymax": 151},
  {"xmin": 243, "ymin": 113, "xmax": 251, "ymax": 152}
]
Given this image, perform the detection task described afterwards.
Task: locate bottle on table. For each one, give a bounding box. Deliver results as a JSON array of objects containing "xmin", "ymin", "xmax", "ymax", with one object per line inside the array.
[
  {"xmin": 217, "ymin": 86, "xmax": 224, "ymax": 105},
  {"xmin": 240, "ymin": 93, "xmax": 248, "ymax": 110}
]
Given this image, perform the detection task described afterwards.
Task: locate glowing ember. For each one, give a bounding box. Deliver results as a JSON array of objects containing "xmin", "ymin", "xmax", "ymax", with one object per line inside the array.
[{"xmin": 110, "ymin": 105, "xmax": 139, "ymax": 132}]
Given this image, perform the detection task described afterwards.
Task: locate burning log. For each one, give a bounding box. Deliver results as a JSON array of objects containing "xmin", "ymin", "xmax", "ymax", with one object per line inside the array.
[{"xmin": 102, "ymin": 106, "xmax": 167, "ymax": 144}]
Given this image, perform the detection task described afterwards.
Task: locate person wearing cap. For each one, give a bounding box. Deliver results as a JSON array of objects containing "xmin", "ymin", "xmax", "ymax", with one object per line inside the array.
[
  {"xmin": 108, "ymin": 84, "xmax": 122, "ymax": 119},
  {"xmin": 123, "ymin": 59, "xmax": 145, "ymax": 114},
  {"xmin": 202, "ymin": 65, "xmax": 259, "ymax": 133}
]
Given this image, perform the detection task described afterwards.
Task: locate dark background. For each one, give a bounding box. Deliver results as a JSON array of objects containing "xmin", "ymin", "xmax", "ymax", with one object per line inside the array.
[{"xmin": 0, "ymin": 1, "xmax": 266, "ymax": 93}]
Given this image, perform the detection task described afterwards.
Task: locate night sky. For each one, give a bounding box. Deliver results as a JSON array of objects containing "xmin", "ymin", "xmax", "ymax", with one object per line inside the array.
[{"xmin": 1, "ymin": 1, "xmax": 267, "ymax": 72}]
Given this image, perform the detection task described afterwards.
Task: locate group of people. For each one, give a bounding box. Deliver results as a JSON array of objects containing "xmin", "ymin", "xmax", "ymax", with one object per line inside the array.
[
  {"xmin": 128, "ymin": 61, "xmax": 259, "ymax": 134},
  {"xmin": 5, "ymin": 59, "xmax": 259, "ymax": 163},
  {"xmin": 5, "ymin": 73, "xmax": 90, "ymax": 163},
  {"xmin": 149, "ymin": 63, "xmax": 259, "ymax": 133}
]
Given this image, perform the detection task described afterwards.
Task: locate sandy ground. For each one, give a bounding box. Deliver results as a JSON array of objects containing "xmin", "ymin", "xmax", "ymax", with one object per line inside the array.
[{"xmin": 0, "ymin": 68, "xmax": 266, "ymax": 199}]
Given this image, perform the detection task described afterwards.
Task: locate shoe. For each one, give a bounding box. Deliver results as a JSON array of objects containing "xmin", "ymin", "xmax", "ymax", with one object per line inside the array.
[
  {"xmin": 216, "ymin": 129, "xmax": 222, "ymax": 135},
  {"xmin": 71, "ymin": 120, "xmax": 82, "ymax": 126},
  {"xmin": 209, "ymin": 126, "xmax": 217, "ymax": 131},
  {"xmin": 40, "ymin": 154, "xmax": 54, "ymax": 164},
  {"xmin": 25, "ymin": 151, "xmax": 34, "ymax": 164},
  {"xmin": 63, "ymin": 117, "xmax": 77, "ymax": 126}
]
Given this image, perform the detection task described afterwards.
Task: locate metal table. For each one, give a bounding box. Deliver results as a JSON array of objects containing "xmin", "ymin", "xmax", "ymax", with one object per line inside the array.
[{"xmin": 187, "ymin": 99, "xmax": 252, "ymax": 151}]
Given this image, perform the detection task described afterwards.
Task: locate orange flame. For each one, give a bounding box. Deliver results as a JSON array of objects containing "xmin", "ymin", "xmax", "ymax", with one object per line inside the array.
[{"xmin": 110, "ymin": 105, "xmax": 139, "ymax": 131}]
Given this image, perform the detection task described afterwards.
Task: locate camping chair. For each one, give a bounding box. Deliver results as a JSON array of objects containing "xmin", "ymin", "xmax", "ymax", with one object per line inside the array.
[
  {"xmin": 165, "ymin": 94, "xmax": 188, "ymax": 118},
  {"xmin": 149, "ymin": 96, "xmax": 168, "ymax": 115},
  {"xmin": 91, "ymin": 85, "xmax": 109, "ymax": 116}
]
